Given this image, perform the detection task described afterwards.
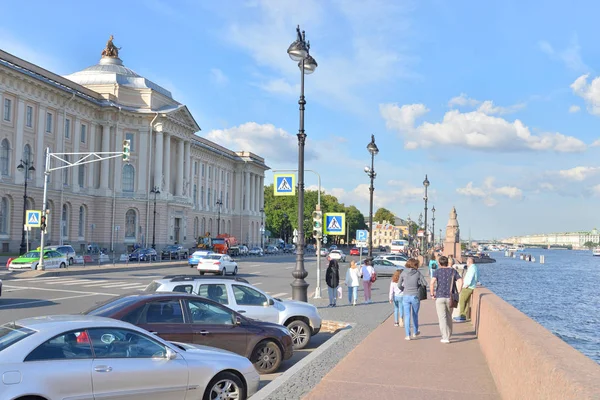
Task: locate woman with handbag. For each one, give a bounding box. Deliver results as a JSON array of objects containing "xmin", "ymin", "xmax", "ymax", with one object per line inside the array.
[
  {"xmin": 398, "ymin": 258, "xmax": 424, "ymax": 341},
  {"xmin": 430, "ymin": 255, "xmax": 463, "ymax": 344},
  {"xmin": 345, "ymin": 260, "xmax": 361, "ymax": 306}
]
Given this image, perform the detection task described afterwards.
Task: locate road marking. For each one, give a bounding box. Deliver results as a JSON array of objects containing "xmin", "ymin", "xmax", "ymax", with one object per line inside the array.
[
  {"xmin": 250, "ymin": 264, "xmax": 261, "ymax": 267},
  {"xmin": 45, "ymin": 279, "xmax": 92, "ymax": 285},
  {"xmin": 271, "ymin": 292, "xmax": 288, "ymax": 298},
  {"xmin": 7, "ymin": 276, "xmax": 65, "ymax": 282},
  {"xmin": 251, "ymin": 271, "xmax": 262, "ymax": 275},
  {"xmin": 98, "ymin": 282, "xmax": 144, "ymax": 288},
  {"xmin": 4, "ymin": 287, "xmax": 27, "ymax": 293},
  {"xmin": 285, "ymin": 266, "xmax": 294, "ymax": 269},
  {"xmin": 82, "ymin": 281, "xmax": 128, "ymax": 287},
  {"xmin": 253, "ymin": 282, "xmax": 263, "ymax": 286},
  {"xmin": 0, "ymin": 293, "xmax": 100, "ymax": 309},
  {"xmin": 2, "ymin": 284, "xmax": 117, "ymax": 296},
  {"xmin": 115, "ymin": 284, "xmax": 148, "ymax": 290}
]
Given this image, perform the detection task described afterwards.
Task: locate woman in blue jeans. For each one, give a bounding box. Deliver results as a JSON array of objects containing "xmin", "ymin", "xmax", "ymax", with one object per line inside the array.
[
  {"xmin": 389, "ymin": 270, "xmax": 404, "ymax": 327},
  {"xmin": 398, "ymin": 258, "xmax": 423, "ymax": 340}
]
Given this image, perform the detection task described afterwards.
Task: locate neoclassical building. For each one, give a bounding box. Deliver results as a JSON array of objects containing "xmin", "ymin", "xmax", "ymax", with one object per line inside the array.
[
  {"xmin": 504, "ymin": 229, "xmax": 600, "ymax": 249},
  {"xmin": 0, "ymin": 40, "xmax": 268, "ymax": 254}
]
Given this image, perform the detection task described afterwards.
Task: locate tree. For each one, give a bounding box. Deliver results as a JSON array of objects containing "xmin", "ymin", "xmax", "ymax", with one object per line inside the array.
[
  {"xmin": 345, "ymin": 205, "xmax": 366, "ymax": 243},
  {"xmin": 374, "ymin": 207, "xmax": 395, "ymax": 223},
  {"xmin": 583, "ymin": 241, "xmax": 598, "ymax": 250}
]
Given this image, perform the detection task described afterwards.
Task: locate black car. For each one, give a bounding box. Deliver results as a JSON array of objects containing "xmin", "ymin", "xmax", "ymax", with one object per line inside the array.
[
  {"xmin": 161, "ymin": 245, "xmax": 189, "ymax": 260},
  {"xmin": 379, "ymin": 246, "xmax": 388, "ymax": 252},
  {"xmin": 129, "ymin": 248, "xmax": 158, "ymax": 261}
]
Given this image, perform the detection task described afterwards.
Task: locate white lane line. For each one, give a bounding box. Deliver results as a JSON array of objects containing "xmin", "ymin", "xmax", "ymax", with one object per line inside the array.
[
  {"xmin": 285, "ymin": 266, "xmax": 294, "ymax": 269},
  {"xmin": 98, "ymin": 282, "xmax": 144, "ymax": 288},
  {"xmin": 4, "ymin": 287, "xmax": 28, "ymax": 293},
  {"xmin": 82, "ymin": 281, "xmax": 127, "ymax": 287},
  {"xmin": 250, "ymin": 264, "xmax": 261, "ymax": 267},
  {"xmin": 63, "ymin": 280, "xmax": 99, "ymax": 286},
  {"xmin": 251, "ymin": 271, "xmax": 261, "ymax": 275},
  {"xmin": 45, "ymin": 279, "xmax": 92, "ymax": 285},
  {"xmin": 80, "ymin": 280, "xmax": 112, "ymax": 287},
  {"xmin": 271, "ymin": 292, "xmax": 288, "ymax": 298},
  {"xmin": 8, "ymin": 276, "xmax": 65, "ymax": 282},
  {"xmin": 3, "ymin": 285, "xmax": 117, "ymax": 296},
  {"xmin": 0, "ymin": 293, "xmax": 100, "ymax": 309},
  {"xmin": 252, "ymin": 282, "xmax": 263, "ymax": 286},
  {"xmin": 115, "ymin": 284, "xmax": 148, "ymax": 290}
]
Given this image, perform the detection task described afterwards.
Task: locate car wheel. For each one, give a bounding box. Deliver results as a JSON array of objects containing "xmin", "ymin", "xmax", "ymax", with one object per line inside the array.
[
  {"xmin": 60, "ymin": 262, "xmax": 66, "ymax": 269},
  {"xmin": 233, "ymin": 266, "xmax": 238, "ymax": 276},
  {"xmin": 252, "ymin": 340, "xmax": 282, "ymax": 374},
  {"xmin": 287, "ymin": 320, "xmax": 311, "ymax": 350},
  {"xmin": 221, "ymin": 268, "xmax": 227, "ymax": 276},
  {"xmin": 203, "ymin": 371, "xmax": 246, "ymax": 400},
  {"xmin": 68, "ymin": 257, "xmax": 73, "ymax": 266},
  {"xmin": 199, "ymin": 271, "xmax": 205, "ymax": 275}
]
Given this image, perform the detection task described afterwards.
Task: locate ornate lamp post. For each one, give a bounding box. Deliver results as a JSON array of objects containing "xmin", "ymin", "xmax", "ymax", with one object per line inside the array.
[
  {"xmin": 17, "ymin": 160, "xmax": 35, "ymax": 255},
  {"xmin": 364, "ymin": 135, "xmax": 379, "ymax": 258},
  {"xmin": 288, "ymin": 25, "xmax": 318, "ymax": 302},
  {"xmin": 432, "ymin": 205, "xmax": 436, "ymax": 248},
  {"xmin": 423, "ymin": 175, "xmax": 430, "ymax": 254},
  {"xmin": 216, "ymin": 198, "xmax": 223, "ymax": 236},
  {"xmin": 150, "ymin": 186, "xmax": 160, "ymax": 249}
]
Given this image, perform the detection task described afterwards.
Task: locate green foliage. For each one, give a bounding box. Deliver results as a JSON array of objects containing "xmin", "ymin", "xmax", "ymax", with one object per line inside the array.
[
  {"xmin": 374, "ymin": 207, "xmax": 395, "ymax": 223},
  {"xmin": 583, "ymin": 241, "xmax": 599, "ymax": 250}
]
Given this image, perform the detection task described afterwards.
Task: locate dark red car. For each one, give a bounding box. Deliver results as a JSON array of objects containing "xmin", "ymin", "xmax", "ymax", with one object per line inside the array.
[
  {"xmin": 83, "ymin": 292, "xmax": 293, "ymax": 374},
  {"xmin": 350, "ymin": 247, "xmax": 359, "ymax": 256}
]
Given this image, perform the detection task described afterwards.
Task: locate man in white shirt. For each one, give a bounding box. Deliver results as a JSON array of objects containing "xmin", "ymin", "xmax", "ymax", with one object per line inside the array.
[{"xmin": 454, "ymin": 257, "xmax": 479, "ymax": 322}]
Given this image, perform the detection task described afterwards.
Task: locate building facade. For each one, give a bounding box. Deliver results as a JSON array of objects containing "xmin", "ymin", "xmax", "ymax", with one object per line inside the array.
[
  {"xmin": 370, "ymin": 220, "xmax": 401, "ymax": 248},
  {"xmin": 0, "ymin": 41, "xmax": 268, "ymax": 254},
  {"xmin": 504, "ymin": 229, "xmax": 600, "ymax": 249}
]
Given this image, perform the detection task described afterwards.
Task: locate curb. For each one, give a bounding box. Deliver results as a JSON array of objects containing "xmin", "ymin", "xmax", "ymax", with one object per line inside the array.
[{"xmin": 251, "ymin": 322, "xmax": 354, "ymax": 400}]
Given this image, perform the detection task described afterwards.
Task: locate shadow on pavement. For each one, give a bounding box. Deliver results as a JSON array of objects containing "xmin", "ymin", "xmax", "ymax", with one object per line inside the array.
[{"xmin": 0, "ymin": 298, "xmax": 58, "ymax": 309}]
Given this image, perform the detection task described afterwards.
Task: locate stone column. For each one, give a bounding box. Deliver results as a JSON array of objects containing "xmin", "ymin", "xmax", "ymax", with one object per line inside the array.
[
  {"xmin": 259, "ymin": 176, "xmax": 264, "ymax": 209},
  {"xmin": 154, "ymin": 130, "xmax": 163, "ymax": 190},
  {"xmin": 163, "ymin": 133, "xmax": 171, "ymax": 194},
  {"xmin": 114, "ymin": 126, "xmax": 123, "ymax": 191},
  {"xmin": 100, "ymin": 124, "xmax": 111, "ymax": 190},
  {"xmin": 14, "ymin": 99, "xmax": 25, "ymax": 185},
  {"xmin": 244, "ymin": 171, "xmax": 250, "ymax": 212},
  {"xmin": 176, "ymin": 139, "xmax": 184, "ymax": 196},
  {"xmin": 71, "ymin": 118, "xmax": 80, "ymax": 192},
  {"xmin": 138, "ymin": 128, "xmax": 149, "ymax": 194},
  {"xmin": 184, "ymin": 141, "xmax": 190, "ymax": 198},
  {"xmin": 87, "ymin": 123, "xmax": 96, "ymax": 189},
  {"xmin": 35, "ymin": 106, "xmax": 47, "ymax": 185}
]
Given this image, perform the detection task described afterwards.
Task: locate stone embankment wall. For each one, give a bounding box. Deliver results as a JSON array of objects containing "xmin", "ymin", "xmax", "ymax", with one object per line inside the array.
[{"xmin": 472, "ymin": 288, "xmax": 600, "ymax": 400}]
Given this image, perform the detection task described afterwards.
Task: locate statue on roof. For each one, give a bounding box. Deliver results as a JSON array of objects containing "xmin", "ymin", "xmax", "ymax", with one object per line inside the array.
[{"xmin": 101, "ymin": 35, "xmax": 121, "ymax": 58}]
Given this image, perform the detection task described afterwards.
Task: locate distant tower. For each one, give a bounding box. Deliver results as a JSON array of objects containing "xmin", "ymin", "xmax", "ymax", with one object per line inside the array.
[{"xmin": 443, "ymin": 206, "xmax": 461, "ymax": 259}]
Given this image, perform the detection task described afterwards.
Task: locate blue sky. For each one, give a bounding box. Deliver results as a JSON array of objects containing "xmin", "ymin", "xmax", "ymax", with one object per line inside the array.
[{"xmin": 2, "ymin": 0, "xmax": 600, "ymax": 239}]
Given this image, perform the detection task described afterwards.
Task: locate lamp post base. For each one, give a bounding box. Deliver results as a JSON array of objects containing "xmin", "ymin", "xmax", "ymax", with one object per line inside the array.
[
  {"xmin": 19, "ymin": 243, "xmax": 27, "ymax": 256},
  {"xmin": 291, "ymin": 280, "xmax": 310, "ymax": 302}
]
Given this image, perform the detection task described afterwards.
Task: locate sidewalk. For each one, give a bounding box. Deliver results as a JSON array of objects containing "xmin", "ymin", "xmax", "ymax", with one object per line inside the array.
[{"xmin": 303, "ymin": 297, "xmax": 500, "ymax": 400}]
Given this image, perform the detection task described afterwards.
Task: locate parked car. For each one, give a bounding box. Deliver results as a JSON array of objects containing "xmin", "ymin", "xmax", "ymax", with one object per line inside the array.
[
  {"xmin": 238, "ymin": 245, "xmax": 249, "ymax": 256},
  {"xmin": 145, "ymin": 275, "xmax": 322, "ymax": 350},
  {"xmin": 329, "ymin": 245, "xmax": 338, "ymax": 251},
  {"xmin": 265, "ymin": 245, "xmax": 278, "ymax": 254},
  {"xmin": 249, "ymin": 247, "xmax": 264, "ymax": 256},
  {"xmin": 161, "ymin": 245, "xmax": 189, "ymax": 260},
  {"xmin": 84, "ymin": 292, "xmax": 294, "ymax": 374},
  {"xmin": 0, "ymin": 278, "xmax": 2, "ymax": 296},
  {"xmin": 349, "ymin": 247, "xmax": 359, "ymax": 256},
  {"xmin": 188, "ymin": 250, "xmax": 213, "ymax": 268},
  {"xmin": 197, "ymin": 254, "xmax": 238, "ymax": 276},
  {"xmin": 373, "ymin": 258, "xmax": 404, "ymax": 276},
  {"xmin": 129, "ymin": 248, "xmax": 158, "ymax": 262},
  {"xmin": 373, "ymin": 254, "xmax": 408, "ymax": 267},
  {"xmin": 47, "ymin": 245, "xmax": 77, "ymax": 265},
  {"xmin": 379, "ymin": 245, "xmax": 388, "ymax": 252},
  {"xmin": 328, "ymin": 249, "xmax": 346, "ymax": 262},
  {"xmin": 319, "ymin": 248, "xmax": 329, "ymax": 257},
  {"xmin": 8, "ymin": 249, "xmax": 68, "ymax": 271},
  {"xmin": 0, "ymin": 315, "xmax": 260, "ymax": 399},
  {"xmin": 284, "ymin": 244, "xmax": 295, "ymax": 253},
  {"xmin": 361, "ymin": 247, "xmax": 369, "ymax": 255}
]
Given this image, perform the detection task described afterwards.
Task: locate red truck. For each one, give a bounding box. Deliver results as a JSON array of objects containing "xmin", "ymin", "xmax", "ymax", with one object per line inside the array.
[{"xmin": 211, "ymin": 234, "xmax": 240, "ymax": 256}]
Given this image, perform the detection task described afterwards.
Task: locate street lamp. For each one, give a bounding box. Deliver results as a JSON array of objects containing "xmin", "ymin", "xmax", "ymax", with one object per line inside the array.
[
  {"xmin": 288, "ymin": 25, "xmax": 318, "ymax": 302},
  {"xmin": 423, "ymin": 175, "xmax": 430, "ymax": 255},
  {"xmin": 407, "ymin": 216, "xmax": 412, "ymax": 247},
  {"xmin": 216, "ymin": 199, "xmax": 223, "ymax": 236},
  {"xmin": 260, "ymin": 207, "xmax": 265, "ymax": 249},
  {"xmin": 432, "ymin": 205, "xmax": 436, "ymax": 249},
  {"xmin": 364, "ymin": 134, "xmax": 379, "ymax": 258},
  {"xmin": 150, "ymin": 186, "xmax": 160, "ymax": 249},
  {"xmin": 17, "ymin": 160, "xmax": 35, "ymax": 255}
]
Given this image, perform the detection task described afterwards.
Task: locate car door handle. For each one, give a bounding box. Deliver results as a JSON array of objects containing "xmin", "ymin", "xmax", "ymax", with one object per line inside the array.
[
  {"xmin": 94, "ymin": 366, "xmax": 113, "ymax": 373},
  {"xmin": 238, "ymin": 310, "xmax": 246, "ymax": 313},
  {"xmin": 149, "ymin": 331, "xmax": 158, "ymax": 335},
  {"xmin": 198, "ymin": 330, "xmax": 210, "ymax": 335}
]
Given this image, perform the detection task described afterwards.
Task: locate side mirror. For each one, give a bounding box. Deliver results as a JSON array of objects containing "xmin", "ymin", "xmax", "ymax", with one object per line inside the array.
[
  {"xmin": 235, "ymin": 316, "xmax": 242, "ymax": 326},
  {"xmin": 165, "ymin": 347, "xmax": 177, "ymax": 360},
  {"xmin": 264, "ymin": 298, "xmax": 275, "ymax": 306}
]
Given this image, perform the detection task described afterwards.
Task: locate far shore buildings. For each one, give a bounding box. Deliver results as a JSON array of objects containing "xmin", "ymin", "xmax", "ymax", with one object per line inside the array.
[
  {"xmin": 504, "ymin": 229, "xmax": 600, "ymax": 249},
  {"xmin": 0, "ymin": 38, "xmax": 268, "ymax": 254}
]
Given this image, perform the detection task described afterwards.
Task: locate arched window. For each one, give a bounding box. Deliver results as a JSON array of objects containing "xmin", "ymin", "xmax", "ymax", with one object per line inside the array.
[
  {"xmin": 0, "ymin": 139, "xmax": 10, "ymax": 176},
  {"xmin": 122, "ymin": 164, "xmax": 134, "ymax": 193},
  {"xmin": 125, "ymin": 209, "xmax": 136, "ymax": 238},
  {"xmin": 201, "ymin": 217, "xmax": 206, "ymax": 236},
  {"xmin": 78, "ymin": 206, "xmax": 85, "ymax": 237},
  {"xmin": 193, "ymin": 217, "xmax": 198, "ymax": 240},
  {"xmin": 61, "ymin": 204, "xmax": 69, "ymax": 238},
  {"xmin": 0, "ymin": 197, "xmax": 9, "ymax": 234}
]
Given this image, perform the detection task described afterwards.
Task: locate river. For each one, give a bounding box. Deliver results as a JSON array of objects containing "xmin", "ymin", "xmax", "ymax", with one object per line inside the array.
[{"xmin": 478, "ymin": 249, "xmax": 600, "ymax": 364}]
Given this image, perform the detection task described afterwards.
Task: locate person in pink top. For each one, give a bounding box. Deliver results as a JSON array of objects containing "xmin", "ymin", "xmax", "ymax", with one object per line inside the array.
[{"xmin": 360, "ymin": 258, "xmax": 376, "ymax": 304}]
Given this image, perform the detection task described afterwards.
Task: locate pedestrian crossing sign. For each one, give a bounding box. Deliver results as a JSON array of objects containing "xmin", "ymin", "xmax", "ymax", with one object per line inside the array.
[
  {"xmin": 323, "ymin": 213, "xmax": 345, "ymax": 235},
  {"xmin": 274, "ymin": 174, "xmax": 296, "ymax": 196},
  {"xmin": 26, "ymin": 210, "xmax": 42, "ymax": 227}
]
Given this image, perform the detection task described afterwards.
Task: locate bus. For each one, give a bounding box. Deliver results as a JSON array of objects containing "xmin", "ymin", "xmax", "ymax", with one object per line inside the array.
[{"xmin": 390, "ymin": 240, "xmax": 408, "ymax": 254}]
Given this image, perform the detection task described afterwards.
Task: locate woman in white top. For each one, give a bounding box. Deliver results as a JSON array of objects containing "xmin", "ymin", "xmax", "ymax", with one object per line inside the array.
[
  {"xmin": 345, "ymin": 260, "xmax": 361, "ymax": 306},
  {"xmin": 389, "ymin": 269, "xmax": 404, "ymax": 327},
  {"xmin": 360, "ymin": 259, "xmax": 376, "ymax": 304}
]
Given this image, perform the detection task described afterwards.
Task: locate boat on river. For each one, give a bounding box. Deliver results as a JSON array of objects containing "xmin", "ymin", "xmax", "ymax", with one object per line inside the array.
[
  {"xmin": 593, "ymin": 248, "xmax": 600, "ymax": 256},
  {"xmin": 508, "ymin": 244, "xmax": 525, "ymax": 252}
]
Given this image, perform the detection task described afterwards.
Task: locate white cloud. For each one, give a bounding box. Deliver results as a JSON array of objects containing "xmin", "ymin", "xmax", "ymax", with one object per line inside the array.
[
  {"xmin": 477, "ymin": 100, "xmax": 526, "ymax": 115},
  {"xmin": 257, "ymin": 78, "xmax": 299, "ymax": 95},
  {"xmin": 591, "ymin": 185, "xmax": 600, "ymax": 196},
  {"xmin": 326, "ymin": 180, "xmax": 426, "ymax": 212},
  {"xmin": 569, "ymin": 105, "xmax": 581, "ymax": 113},
  {"xmin": 571, "ymin": 74, "xmax": 600, "ymax": 115},
  {"xmin": 539, "ymin": 36, "xmax": 589, "ymax": 72},
  {"xmin": 204, "ymin": 122, "xmax": 318, "ymax": 163},
  {"xmin": 456, "ymin": 177, "xmax": 523, "ymax": 206},
  {"xmin": 591, "ymin": 139, "xmax": 600, "ymax": 147},
  {"xmin": 380, "ymin": 101, "xmax": 587, "ymax": 153},
  {"xmin": 556, "ymin": 166, "xmax": 600, "ymax": 181},
  {"xmin": 210, "ymin": 68, "xmax": 228, "ymax": 85},
  {"xmin": 448, "ymin": 93, "xmax": 480, "ymax": 108}
]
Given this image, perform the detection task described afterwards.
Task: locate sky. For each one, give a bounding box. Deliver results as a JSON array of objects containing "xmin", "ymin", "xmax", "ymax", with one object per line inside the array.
[{"xmin": 2, "ymin": 0, "xmax": 600, "ymax": 239}]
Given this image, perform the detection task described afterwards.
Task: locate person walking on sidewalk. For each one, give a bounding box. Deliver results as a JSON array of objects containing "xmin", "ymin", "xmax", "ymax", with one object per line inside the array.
[
  {"xmin": 360, "ymin": 259, "xmax": 376, "ymax": 304},
  {"xmin": 389, "ymin": 269, "xmax": 404, "ymax": 327},
  {"xmin": 345, "ymin": 260, "xmax": 361, "ymax": 306},
  {"xmin": 430, "ymin": 256, "xmax": 463, "ymax": 344},
  {"xmin": 428, "ymin": 253, "xmax": 438, "ymax": 280},
  {"xmin": 399, "ymin": 258, "xmax": 423, "ymax": 340},
  {"xmin": 454, "ymin": 257, "xmax": 478, "ymax": 322},
  {"xmin": 326, "ymin": 259, "xmax": 340, "ymax": 307}
]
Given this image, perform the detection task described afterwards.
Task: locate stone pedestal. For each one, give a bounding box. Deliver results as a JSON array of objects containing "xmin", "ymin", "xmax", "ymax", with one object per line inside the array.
[{"xmin": 444, "ymin": 241, "xmax": 461, "ymax": 259}]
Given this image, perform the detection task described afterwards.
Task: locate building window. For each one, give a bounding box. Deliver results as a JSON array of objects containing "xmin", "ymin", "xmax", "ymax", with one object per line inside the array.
[
  {"xmin": 63, "ymin": 155, "xmax": 70, "ymax": 186},
  {"xmin": 78, "ymin": 206, "xmax": 85, "ymax": 237},
  {"xmin": 125, "ymin": 209, "xmax": 136, "ymax": 238},
  {"xmin": 46, "ymin": 112, "xmax": 53, "ymax": 133},
  {"xmin": 201, "ymin": 217, "xmax": 206, "ymax": 236},
  {"xmin": 0, "ymin": 139, "xmax": 8, "ymax": 176},
  {"xmin": 125, "ymin": 133, "xmax": 134, "ymax": 151},
  {"xmin": 194, "ymin": 217, "xmax": 199, "ymax": 240},
  {"xmin": 23, "ymin": 145, "xmax": 32, "ymax": 180},
  {"xmin": 193, "ymin": 184, "xmax": 197, "ymax": 206},
  {"xmin": 78, "ymin": 165, "xmax": 85, "ymax": 188},
  {"xmin": 208, "ymin": 166, "xmax": 212, "ymax": 179},
  {"xmin": 3, "ymin": 98, "xmax": 11, "ymax": 121},
  {"xmin": 122, "ymin": 164, "xmax": 134, "ymax": 192},
  {"xmin": 201, "ymin": 163, "xmax": 205, "ymax": 177},
  {"xmin": 61, "ymin": 204, "xmax": 69, "ymax": 238},
  {"xmin": 201, "ymin": 187, "xmax": 205, "ymax": 207},
  {"xmin": 207, "ymin": 188, "xmax": 211, "ymax": 208},
  {"xmin": 0, "ymin": 197, "xmax": 9, "ymax": 234},
  {"xmin": 26, "ymin": 106, "xmax": 33, "ymax": 128},
  {"xmin": 65, "ymin": 118, "xmax": 70, "ymax": 138},
  {"xmin": 80, "ymin": 124, "xmax": 87, "ymax": 143}
]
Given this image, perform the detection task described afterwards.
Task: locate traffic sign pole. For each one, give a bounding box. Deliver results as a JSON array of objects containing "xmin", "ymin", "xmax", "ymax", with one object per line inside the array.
[{"xmin": 314, "ymin": 205, "xmax": 322, "ymax": 299}]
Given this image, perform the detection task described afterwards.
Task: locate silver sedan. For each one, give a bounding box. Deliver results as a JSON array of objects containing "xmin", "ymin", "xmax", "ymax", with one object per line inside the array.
[{"xmin": 0, "ymin": 315, "xmax": 259, "ymax": 400}]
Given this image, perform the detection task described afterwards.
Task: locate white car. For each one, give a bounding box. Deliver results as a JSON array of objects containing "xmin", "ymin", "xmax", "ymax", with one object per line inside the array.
[
  {"xmin": 197, "ymin": 254, "xmax": 238, "ymax": 276},
  {"xmin": 319, "ymin": 248, "xmax": 329, "ymax": 257},
  {"xmin": 238, "ymin": 245, "xmax": 249, "ymax": 256},
  {"xmin": 0, "ymin": 315, "xmax": 259, "ymax": 400},
  {"xmin": 46, "ymin": 245, "xmax": 77, "ymax": 265},
  {"xmin": 249, "ymin": 247, "xmax": 264, "ymax": 256},
  {"xmin": 328, "ymin": 250, "xmax": 346, "ymax": 262},
  {"xmin": 374, "ymin": 254, "xmax": 407, "ymax": 267},
  {"xmin": 146, "ymin": 276, "xmax": 323, "ymax": 350}
]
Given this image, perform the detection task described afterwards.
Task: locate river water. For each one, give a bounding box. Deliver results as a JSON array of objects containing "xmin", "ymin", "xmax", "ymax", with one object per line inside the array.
[{"xmin": 478, "ymin": 249, "xmax": 600, "ymax": 364}]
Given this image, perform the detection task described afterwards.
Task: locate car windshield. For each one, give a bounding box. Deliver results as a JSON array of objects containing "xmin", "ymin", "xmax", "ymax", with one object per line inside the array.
[
  {"xmin": 192, "ymin": 252, "xmax": 208, "ymax": 257},
  {"xmin": 164, "ymin": 246, "xmax": 177, "ymax": 251},
  {"xmin": 83, "ymin": 296, "xmax": 142, "ymax": 316},
  {"xmin": 144, "ymin": 281, "xmax": 162, "ymax": 293},
  {"xmin": 205, "ymin": 254, "xmax": 222, "ymax": 260},
  {"xmin": 0, "ymin": 323, "xmax": 36, "ymax": 352},
  {"xmin": 22, "ymin": 251, "xmax": 40, "ymax": 258}
]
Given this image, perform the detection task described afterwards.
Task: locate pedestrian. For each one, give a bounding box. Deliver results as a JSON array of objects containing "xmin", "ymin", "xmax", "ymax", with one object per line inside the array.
[
  {"xmin": 399, "ymin": 258, "xmax": 424, "ymax": 340},
  {"xmin": 345, "ymin": 260, "xmax": 361, "ymax": 306},
  {"xmin": 428, "ymin": 253, "xmax": 438, "ymax": 279},
  {"xmin": 325, "ymin": 259, "xmax": 340, "ymax": 307},
  {"xmin": 360, "ymin": 258, "xmax": 376, "ymax": 304},
  {"xmin": 430, "ymin": 255, "xmax": 463, "ymax": 344},
  {"xmin": 454, "ymin": 257, "xmax": 478, "ymax": 322},
  {"xmin": 389, "ymin": 269, "xmax": 404, "ymax": 327}
]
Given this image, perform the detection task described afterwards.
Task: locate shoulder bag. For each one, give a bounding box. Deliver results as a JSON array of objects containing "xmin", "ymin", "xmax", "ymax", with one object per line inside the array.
[
  {"xmin": 370, "ymin": 268, "xmax": 377, "ymax": 283},
  {"xmin": 417, "ymin": 272, "xmax": 428, "ymax": 300},
  {"xmin": 449, "ymin": 270, "xmax": 459, "ymax": 308}
]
